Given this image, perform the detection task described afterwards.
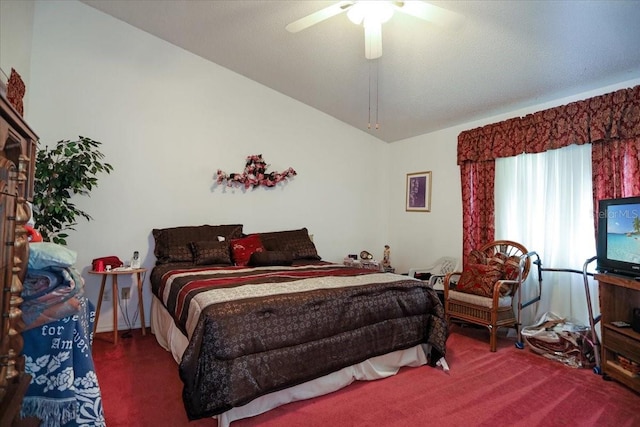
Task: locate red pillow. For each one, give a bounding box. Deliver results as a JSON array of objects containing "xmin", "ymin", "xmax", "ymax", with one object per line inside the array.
[
  {"xmin": 456, "ymin": 263, "xmax": 503, "ymax": 297},
  {"xmin": 467, "ymin": 249, "xmax": 487, "ymax": 265},
  {"xmin": 503, "ymin": 256, "xmax": 522, "ymax": 281},
  {"xmin": 231, "ymin": 234, "xmax": 265, "ymax": 266}
]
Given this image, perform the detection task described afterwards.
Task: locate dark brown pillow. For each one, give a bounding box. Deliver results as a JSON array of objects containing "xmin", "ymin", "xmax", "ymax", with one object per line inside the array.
[
  {"xmin": 152, "ymin": 224, "xmax": 243, "ymax": 264},
  {"xmin": 162, "ymin": 245, "xmax": 193, "ymax": 264},
  {"xmin": 190, "ymin": 241, "xmax": 232, "ymax": 266},
  {"xmin": 249, "ymin": 251, "xmax": 294, "ymax": 267},
  {"xmin": 259, "ymin": 228, "xmax": 321, "ymax": 260}
]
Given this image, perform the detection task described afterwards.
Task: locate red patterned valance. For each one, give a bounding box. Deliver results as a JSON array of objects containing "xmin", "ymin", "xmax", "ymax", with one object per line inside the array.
[{"xmin": 458, "ymin": 85, "xmax": 640, "ymax": 164}]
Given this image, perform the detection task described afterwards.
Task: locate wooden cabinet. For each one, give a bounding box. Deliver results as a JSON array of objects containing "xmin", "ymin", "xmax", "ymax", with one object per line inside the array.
[
  {"xmin": 0, "ymin": 94, "xmax": 39, "ymax": 425},
  {"xmin": 596, "ymin": 273, "xmax": 640, "ymax": 393}
]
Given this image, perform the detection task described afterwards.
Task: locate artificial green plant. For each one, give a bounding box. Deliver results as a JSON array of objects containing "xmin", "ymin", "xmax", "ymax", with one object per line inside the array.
[{"xmin": 32, "ymin": 136, "xmax": 113, "ymax": 245}]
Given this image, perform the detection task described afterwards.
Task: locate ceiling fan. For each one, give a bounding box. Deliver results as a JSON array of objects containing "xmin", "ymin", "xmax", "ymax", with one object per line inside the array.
[{"xmin": 286, "ymin": 1, "xmax": 464, "ymax": 59}]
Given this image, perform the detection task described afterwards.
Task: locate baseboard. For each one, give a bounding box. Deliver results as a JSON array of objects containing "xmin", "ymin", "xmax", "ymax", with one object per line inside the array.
[{"xmin": 94, "ymin": 321, "xmax": 143, "ymax": 334}]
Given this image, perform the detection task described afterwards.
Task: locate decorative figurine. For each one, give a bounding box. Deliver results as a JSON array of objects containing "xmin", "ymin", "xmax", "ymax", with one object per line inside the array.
[{"xmin": 382, "ymin": 245, "xmax": 391, "ymax": 268}]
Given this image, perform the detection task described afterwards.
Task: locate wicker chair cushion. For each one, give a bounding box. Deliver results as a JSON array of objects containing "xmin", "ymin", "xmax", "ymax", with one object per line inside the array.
[{"xmin": 448, "ymin": 290, "xmax": 513, "ymax": 308}]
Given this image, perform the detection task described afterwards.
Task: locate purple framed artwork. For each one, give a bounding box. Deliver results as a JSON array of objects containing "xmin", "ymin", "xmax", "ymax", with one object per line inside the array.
[{"xmin": 406, "ymin": 171, "xmax": 432, "ymax": 212}]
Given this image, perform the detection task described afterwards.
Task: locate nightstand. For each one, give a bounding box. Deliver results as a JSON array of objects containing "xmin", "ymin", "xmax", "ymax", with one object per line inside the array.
[{"xmin": 88, "ymin": 268, "xmax": 147, "ymax": 344}]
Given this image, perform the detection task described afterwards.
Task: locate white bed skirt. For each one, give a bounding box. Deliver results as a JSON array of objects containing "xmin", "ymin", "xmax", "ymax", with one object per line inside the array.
[{"xmin": 150, "ymin": 295, "xmax": 429, "ymax": 427}]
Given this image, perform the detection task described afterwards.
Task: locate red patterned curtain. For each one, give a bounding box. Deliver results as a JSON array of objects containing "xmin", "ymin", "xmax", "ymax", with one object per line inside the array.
[
  {"xmin": 457, "ymin": 85, "xmax": 640, "ymax": 261},
  {"xmin": 591, "ymin": 138, "xmax": 640, "ymax": 232},
  {"xmin": 460, "ymin": 161, "xmax": 495, "ymax": 258},
  {"xmin": 590, "ymin": 85, "xmax": 640, "ymax": 201}
]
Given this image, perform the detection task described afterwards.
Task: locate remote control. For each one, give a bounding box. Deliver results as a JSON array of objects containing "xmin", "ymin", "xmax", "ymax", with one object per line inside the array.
[{"xmin": 611, "ymin": 321, "xmax": 631, "ymax": 328}]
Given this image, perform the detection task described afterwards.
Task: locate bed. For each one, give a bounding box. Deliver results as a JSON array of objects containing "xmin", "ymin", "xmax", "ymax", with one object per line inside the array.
[{"xmin": 149, "ymin": 224, "xmax": 448, "ymax": 426}]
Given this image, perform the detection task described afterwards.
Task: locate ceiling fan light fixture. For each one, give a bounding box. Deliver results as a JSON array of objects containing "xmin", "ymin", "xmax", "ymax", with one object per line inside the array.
[
  {"xmin": 347, "ymin": 1, "xmax": 394, "ymax": 26},
  {"xmin": 364, "ymin": 24, "xmax": 383, "ymax": 59}
]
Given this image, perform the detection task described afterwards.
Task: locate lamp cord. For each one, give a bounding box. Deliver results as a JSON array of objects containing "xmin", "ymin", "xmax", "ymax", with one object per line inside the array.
[{"xmin": 118, "ymin": 271, "xmax": 146, "ymax": 338}]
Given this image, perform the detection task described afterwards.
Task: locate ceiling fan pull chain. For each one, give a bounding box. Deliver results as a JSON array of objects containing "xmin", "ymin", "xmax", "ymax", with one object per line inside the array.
[
  {"xmin": 375, "ymin": 58, "xmax": 380, "ymax": 130},
  {"xmin": 368, "ymin": 60, "xmax": 372, "ymax": 129}
]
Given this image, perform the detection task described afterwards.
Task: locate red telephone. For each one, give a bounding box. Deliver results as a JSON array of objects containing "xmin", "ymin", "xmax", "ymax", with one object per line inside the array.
[
  {"xmin": 25, "ymin": 225, "xmax": 43, "ymax": 242},
  {"xmin": 92, "ymin": 256, "xmax": 123, "ymax": 271}
]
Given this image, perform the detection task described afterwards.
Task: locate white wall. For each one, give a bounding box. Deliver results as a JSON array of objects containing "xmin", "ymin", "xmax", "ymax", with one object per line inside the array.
[
  {"xmin": 26, "ymin": 0, "xmax": 389, "ymax": 332},
  {"xmin": 386, "ymin": 126, "xmax": 462, "ymax": 274},
  {"xmin": 388, "ymin": 77, "xmax": 640, "ymax": 275},
  {"xmin": 0, "ymin": 0, "xmax": 35, "ymax": 111}
]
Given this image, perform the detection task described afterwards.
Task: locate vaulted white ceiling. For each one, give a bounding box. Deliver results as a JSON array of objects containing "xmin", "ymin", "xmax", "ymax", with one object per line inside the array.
[{"xmin": 80, "ymin": 0, "xmax": 640, "ymax": 142}]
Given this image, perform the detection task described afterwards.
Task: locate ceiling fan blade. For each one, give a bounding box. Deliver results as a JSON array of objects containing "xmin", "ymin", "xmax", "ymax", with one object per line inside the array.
[
  {"xmin": 364, "ymin": 23, "xmax": 383, "ymax": 59},
  {"xmin": 286, "ymin": 1, "xmax": 355, "ymax": 33},
  {"xmin": 393, "ymin": 1, "xmax": 464, "ymax": 30}
]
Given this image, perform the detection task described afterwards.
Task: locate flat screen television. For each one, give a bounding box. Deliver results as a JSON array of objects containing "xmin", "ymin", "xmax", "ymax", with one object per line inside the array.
[{"xmin": 597, "ymin": 196, "xmax": 640, "ymax": 278}]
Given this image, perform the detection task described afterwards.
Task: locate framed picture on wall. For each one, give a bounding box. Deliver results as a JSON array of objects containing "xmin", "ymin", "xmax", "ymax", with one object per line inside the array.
[{"xmin": 406, "ymin": 171, "xmax": 432, "ymax": 212}]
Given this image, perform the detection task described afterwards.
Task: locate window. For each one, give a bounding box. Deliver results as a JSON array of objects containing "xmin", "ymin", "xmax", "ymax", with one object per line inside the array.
[{"xmin": 495, "ymin": 143, "xmax": 598, "ymax": 327}]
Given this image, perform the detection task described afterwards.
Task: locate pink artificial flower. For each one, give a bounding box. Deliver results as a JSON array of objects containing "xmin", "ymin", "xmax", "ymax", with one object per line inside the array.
[{"xmin": 216, "ymin": 155, "xmax": 296, "ymax": 189}]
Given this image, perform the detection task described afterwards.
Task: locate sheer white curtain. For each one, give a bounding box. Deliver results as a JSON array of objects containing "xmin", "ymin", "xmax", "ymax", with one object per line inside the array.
[{"xmin": 495, "ymin": 143, "xmax": 598, "ymax": 328}]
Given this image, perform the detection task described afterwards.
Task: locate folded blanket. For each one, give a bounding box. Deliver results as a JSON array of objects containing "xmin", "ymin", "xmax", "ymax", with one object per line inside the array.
[
  {"xmin": 21, "ymin": 269, "xmax": 61, "ymax": 299},
  {"xmin": 22, "ymin": 266, "xmax": 85, "ymax": 331},
  {"xmin": 21, "ymin": 296, "xmax": 105, "ymax": 427}
]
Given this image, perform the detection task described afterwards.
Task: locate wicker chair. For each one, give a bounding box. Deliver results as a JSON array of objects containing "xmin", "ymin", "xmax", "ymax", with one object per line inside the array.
[{"xmin": 443, "ymin": 240, "xmax": 531, "ymax": 352}]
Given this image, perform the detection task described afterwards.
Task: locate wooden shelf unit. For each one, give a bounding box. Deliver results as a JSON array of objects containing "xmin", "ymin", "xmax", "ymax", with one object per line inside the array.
[
  {"xmin": 596, "ymin": 273, "xmax": 640, "ymax": 393},
  {"xmin": 1, "ymin": 93, "xmax": 40, "ymax": 424}
]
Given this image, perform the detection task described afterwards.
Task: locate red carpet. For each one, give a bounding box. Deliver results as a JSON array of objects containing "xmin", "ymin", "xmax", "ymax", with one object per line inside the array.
[{"xmin": 93, "ymin": 326, "xmax": 639, "ymax": 426}]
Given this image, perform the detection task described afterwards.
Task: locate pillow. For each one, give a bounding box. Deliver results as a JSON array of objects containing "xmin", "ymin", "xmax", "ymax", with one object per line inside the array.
[
  {"xmin": 152, "ymin": 224, "xmax": 243, "ymax": 264},
  {"xmin": 467, "ymin": 249, "xmax": 487, "ymax": 265},
  {"xmin": 231, "ymin": 234, "xmax": 265, "ymax": 266},
  {"xmin": 249, "ymin": 250, "xmax": 293, "ymax": 267},
  {"xmin": 162, "ymin": 245, "xmax": 193, "ymax": 264},
  {"xmin": 503, "ymin": 256, "xmax": 522, "ymax": 281},
  {"xmin": 487, "ymin": 252, "xmax": 508, "ymax": 268},
  {"xmin": 456, "ymin": 263, "xmax": 503, "ymax": 297},
  {"xmin": 28, "ymin": 242, "xmax": 77, "ymax": 270},
  {"xmin": 190, "ymin": 241, "xmax": 232, "ymax": 266},
  {"xmin": 259, "ymin": 228, "xmax": 321, "ymax": 260},
  {"xmin": 499, "ymin": 256, "xmax": 523, "ymax": 295}
]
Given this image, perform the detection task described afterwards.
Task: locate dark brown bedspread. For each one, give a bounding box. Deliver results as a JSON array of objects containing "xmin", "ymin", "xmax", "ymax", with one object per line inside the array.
[{"xmin": 151, "ymin": 263, "xmax": 448, "ymax": 420}]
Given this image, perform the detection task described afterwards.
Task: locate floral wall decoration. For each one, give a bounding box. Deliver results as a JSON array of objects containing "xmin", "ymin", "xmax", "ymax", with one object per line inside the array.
[{"xmin": 215, "ymin": 154, "xmax": 297, "ymax": 189}]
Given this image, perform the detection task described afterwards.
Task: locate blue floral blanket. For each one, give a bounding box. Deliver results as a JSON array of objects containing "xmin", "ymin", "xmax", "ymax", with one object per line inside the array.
[{"xmin": 21, "ymin": 296, "xmax": 106, "ymax": 427}]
